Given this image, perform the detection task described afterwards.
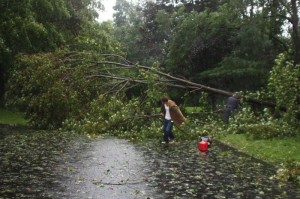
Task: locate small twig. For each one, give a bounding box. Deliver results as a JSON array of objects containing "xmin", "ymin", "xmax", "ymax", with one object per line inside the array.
[
  {"xmin": 92, "ymin": 180, "xmax": 144, "ymax": 186},
  {"xmin": 188, "ymin": 109, "xmax": 223, "ymax": 115}
]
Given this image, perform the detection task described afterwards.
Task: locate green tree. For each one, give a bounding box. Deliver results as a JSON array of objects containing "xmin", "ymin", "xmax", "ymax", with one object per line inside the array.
[
  {"xmin": 167, "ymin": 0, "xmax": 286, "ymax": 92},
  {"xmin": 0, "ymin": 0, "xmax": 101, "ymax": 104},
  {"xmin": 113, "ymin": 0, "xmax": 132, "ymax": 26},
  {"xmin": 112, "ymin": 0, "xmax": 144, "ymax": 62},
  {"xmin": 137, "ymin": 1, "xmax": 171, "ymax": 65},
  {"xmin": 5, "ymin": 50, "xmax": 121, "ymax": 128},
  {"xmin": 267, "ymin": 53, "xmax": 300, "ymax": 124}
]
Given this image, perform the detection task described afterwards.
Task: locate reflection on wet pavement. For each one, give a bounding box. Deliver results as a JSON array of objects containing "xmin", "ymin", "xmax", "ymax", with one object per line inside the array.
[
  {"xmin": 59, "ymin": 137, "xmax": 161, "ymax": 199},
  {"xmin": 59, "ymin": 138, "xmax": 299, "ymax": 199},
  {"xmin": 0, "ymin": 126, "xmax": 299, "ymax": 199},
  {"xmin": 136, "ymin": 140, "xmax": 300, "ymax": 198}
]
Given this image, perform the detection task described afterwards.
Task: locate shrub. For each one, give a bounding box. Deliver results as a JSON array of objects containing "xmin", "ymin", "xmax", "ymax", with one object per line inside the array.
[
  {"xmin": 62, "ymin": 95, "xmax": 164, "ymax": 140},
  {"xmin": 274, "ymin": 161, "xmax": 300, "ymax": 185},
  {"xmin": 267, "ymin": 53, "xmax": 300, "ymax": 129},
  {"xmin": 223, "ymin": 106, "xmax": 298, "ymax": 139}
]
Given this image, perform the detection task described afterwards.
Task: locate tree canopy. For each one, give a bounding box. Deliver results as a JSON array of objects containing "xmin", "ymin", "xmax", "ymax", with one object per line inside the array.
[{"xmin": 1, "ymin": 0, "xmax": 299, "ymax": 130}]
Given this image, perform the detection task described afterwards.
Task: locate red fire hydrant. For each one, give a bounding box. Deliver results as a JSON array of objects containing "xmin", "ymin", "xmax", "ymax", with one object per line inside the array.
[{"xmin": 198, "ymin": 140, "xmax": 208, "ymax": 152}]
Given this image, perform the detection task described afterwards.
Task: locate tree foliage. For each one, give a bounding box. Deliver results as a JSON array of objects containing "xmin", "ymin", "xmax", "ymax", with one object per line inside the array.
[
  {"xmin": 0, "ymin": 0, "xmax": 101, "ymax": 103},
  {"xmin": 110, "ymin": 0, "xmax": 298, "ymax": 95},
  {"xmin": 5, "ymin": 46, "xmax": 123, "ymax": 128},
  {"xmin": 5, "ymin": 53, "xmax": 87, "ymax": 128},
  {"xmin": 267, "ymin": 53, "xmax": 300, "ymax": 123},
  {"xmin": 3, "ymin": 0, "xmax": 300, "ymax": 133}
]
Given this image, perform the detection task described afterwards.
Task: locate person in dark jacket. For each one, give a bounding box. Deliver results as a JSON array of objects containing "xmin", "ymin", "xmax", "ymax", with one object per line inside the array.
[{"xmin": 223, "ymin": 93, "xmax": 241, "ymax": 123}]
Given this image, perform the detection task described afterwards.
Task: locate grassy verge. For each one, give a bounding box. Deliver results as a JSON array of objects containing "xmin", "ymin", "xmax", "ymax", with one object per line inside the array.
[
  {"xmin": 218, "ymin": 133, "xmax": 300, "ymax": 164},
  {"xmin": 0, "ymin": 108, "xmax": 28, "ymax": 125}
]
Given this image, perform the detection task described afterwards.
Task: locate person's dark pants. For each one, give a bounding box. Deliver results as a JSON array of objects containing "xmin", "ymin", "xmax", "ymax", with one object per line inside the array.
[
  {"xmin": 224, "ymin": 108, "xmax": 233, "ymax": 123},
  {"xmin": 162, "ymin": 119, "xmax": 174, "ymax": 143}
]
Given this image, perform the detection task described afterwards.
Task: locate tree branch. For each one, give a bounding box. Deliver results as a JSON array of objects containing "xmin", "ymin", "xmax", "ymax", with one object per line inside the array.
[{"xmin": 63, "ymin": 52, "xmax": 284, "ymax": 110}]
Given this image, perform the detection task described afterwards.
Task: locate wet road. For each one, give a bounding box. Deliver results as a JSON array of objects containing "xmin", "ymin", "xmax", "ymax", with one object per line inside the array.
[
  {"xmin": 57, "ymin": 137, "xmax": 160, "ymax": 199},
  {"xmin": 0, "ymin": 127, "xmax": 299, "ymax": 199},
  {"xmin": 53, "ymin": 137, "xmax": 299, "ymax": 199}
]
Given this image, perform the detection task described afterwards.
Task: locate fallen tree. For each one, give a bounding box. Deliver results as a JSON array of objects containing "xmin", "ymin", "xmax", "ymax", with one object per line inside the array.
[
  {"xmin": 7, "ymin": 51, "xmax": 298, "ymax": 130},
  {"xmin": 73, "ymin": 53, "xmax": 283, "ymax": 110}
]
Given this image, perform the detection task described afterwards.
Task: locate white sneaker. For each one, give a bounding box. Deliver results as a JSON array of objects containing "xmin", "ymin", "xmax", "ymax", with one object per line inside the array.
[
  {"xmin": 169, "ymin": 140, "xmax": 175, "ymax": 144},
  {"xmin": 161, "ymin": 141, "xmax": 167, "ymax": 144}
]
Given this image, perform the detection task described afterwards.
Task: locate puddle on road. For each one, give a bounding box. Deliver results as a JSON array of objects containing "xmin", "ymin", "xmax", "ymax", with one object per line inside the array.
[
  {"xmin": 0, "ymin": 126, "xmax": 299, "ymax": 199},
  {"xmin": 57, "ymin": 137, "xmax": 161, "ymax": 199}
]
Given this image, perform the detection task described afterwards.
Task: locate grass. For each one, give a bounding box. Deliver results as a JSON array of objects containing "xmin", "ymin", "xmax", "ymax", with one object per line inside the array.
[
  {"xmin": 185, "ymin": 106, "xmax": 205, "ymax": 113},
  {"xmin": 219, "ymin": 133, "xmax": 300, "ymax": 165},
  {"xmin": 0, "ymin": 108, "xmax": 28, "ymax": 125}
]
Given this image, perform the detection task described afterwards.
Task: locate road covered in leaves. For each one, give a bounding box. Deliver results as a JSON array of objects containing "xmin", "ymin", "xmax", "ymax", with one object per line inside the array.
[{"xmin": 0, "ymin": 125, "xmax": 299, "ymax": 198}]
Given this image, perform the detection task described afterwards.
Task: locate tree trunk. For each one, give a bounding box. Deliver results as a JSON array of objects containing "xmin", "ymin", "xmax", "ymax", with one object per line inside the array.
[{"xmin": 291, "ymin": 0, "xmax": 300, "ymax": 65}]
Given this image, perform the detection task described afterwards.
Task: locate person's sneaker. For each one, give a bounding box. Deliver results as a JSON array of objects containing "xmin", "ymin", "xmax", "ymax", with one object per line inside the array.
[
  {"xmin": 161, "ymin": 141, "xmax": 167, "ymax": 144},
  {"xmin": 169, "ymin": 140, "xmax": 175, "ymax": 144}
]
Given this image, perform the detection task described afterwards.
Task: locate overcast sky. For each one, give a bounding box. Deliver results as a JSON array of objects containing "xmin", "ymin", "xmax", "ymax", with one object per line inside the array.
[
  {"xmin": 98, "ymin": 0, "xmax": 116, "ymax": 22},
  {"xmin": 98, "ymin": 0, "xmax": 141, "ymax": 22}
]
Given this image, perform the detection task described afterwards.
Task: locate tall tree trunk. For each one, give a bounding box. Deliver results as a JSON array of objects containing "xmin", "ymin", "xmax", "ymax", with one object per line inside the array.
[{"xmin": 291, "ymin": 0, "xmax": 300, "ymax": 65}]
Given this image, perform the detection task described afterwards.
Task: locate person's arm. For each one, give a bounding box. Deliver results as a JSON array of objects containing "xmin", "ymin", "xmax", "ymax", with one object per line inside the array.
[{"xmin": 160, "ymin": 104, "xmax": 165, "ymax": 117}]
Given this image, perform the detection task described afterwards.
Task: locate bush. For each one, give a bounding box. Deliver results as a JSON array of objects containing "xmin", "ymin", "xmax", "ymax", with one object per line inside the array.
[
  {"xmin": 267, "ymin": 53, "xmax": 300, "ymax": 128},
  {"xmin": 62, "ymin": 95, "xmax": 164, "ymax": 141},
  {"xmin": 222, "ymin": 106, "xmax": 298, "ymax": 139},
  {"xmin": 274, "ymin": 161, "xmax": 300, "ymax": 185}
]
